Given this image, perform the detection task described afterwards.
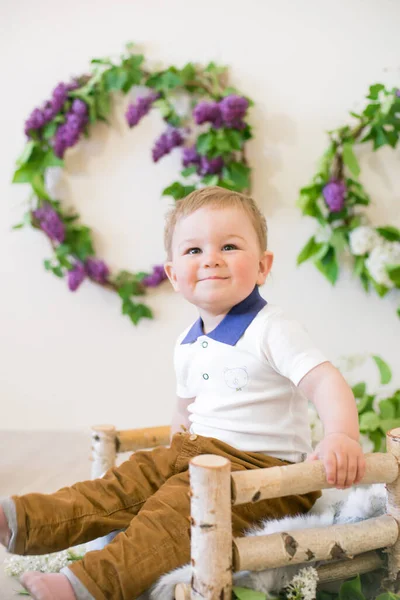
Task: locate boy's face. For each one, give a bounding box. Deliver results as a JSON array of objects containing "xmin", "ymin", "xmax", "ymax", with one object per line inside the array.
[{"xmin": 164, "ymin": 206, "xmax": 273, "ymax": 315}]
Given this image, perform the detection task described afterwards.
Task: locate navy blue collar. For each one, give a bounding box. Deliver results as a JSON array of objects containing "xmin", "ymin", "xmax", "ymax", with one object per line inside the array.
[{"xmin": 181, "ymin": 286, "xmax": 267, "ymax": 346}]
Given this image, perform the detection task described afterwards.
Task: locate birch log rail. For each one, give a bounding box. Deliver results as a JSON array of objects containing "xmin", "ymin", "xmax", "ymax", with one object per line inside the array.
[{"xmin": 89, "ymin": 426, "xmax": 400, "ymax": 599}]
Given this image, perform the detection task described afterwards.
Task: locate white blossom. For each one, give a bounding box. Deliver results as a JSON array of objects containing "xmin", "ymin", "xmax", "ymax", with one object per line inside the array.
[
  {"xmin": 365, "ymin": 241, "xmax": 400, "ymax": 288},
  {"xmin": 314, "ymin": 225, "xmax": 332, "ymax": 244},
  {"xmin": 349, "ymin": 226, "xmax": 380, "ymax": 256},
  {"xmin": 285, "ymin": 567, "xmax": 319, "ymax": 600},
  {"xmin": 3, "ymin": 547, "xmax": 85, "ymax": 578}
]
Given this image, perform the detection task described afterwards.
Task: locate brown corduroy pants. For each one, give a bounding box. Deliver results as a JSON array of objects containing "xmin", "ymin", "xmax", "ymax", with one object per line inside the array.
[{"xmin": 11, "ymin": 433, "xmax": 320, "ymax": 599}]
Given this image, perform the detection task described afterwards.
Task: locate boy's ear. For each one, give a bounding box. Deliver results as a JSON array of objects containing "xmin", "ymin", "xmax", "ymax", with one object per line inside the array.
[
  {"xmin": 164, "ymin": 262, "xmax": 180, "ymax": 291},
  {"xmin": 256, "ymin": 250, "xmax": 274, "ymax": 286}
]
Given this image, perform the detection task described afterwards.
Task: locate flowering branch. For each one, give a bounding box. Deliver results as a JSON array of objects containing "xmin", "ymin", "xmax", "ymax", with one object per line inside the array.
[{"xmin": 297, "ymin": 84, "xmax": 400, "ymax": 318}]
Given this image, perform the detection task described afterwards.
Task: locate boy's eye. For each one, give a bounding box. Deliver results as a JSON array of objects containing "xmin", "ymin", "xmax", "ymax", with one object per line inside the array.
[
  {"xmin": 186, "ymin": 247, "xmax": 201, "ymax": 255},
  {"xmin": 222, "ymin": 244, "xmax": 237, "ymax": 251}
]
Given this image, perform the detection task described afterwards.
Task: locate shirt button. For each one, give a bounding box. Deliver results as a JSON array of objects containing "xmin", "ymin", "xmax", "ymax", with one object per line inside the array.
[
  {"xmin": 189, "ymin": 434, "xmax": 198, "ymax": 441},
  {"xmin": 201, "ymin": 341, "xmax": 208, "ymax": 348},
  {"xmin": 202, "ymin": 373, "xmax": 209, "ymax": 380}
]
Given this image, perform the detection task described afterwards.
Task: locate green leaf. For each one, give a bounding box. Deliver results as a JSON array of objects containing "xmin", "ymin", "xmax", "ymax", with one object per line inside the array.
[
  {"xmin": 315, "ymin": 247, "xmax": 339, "ymax": 285},
  {"xmin": 95, "ymin": 88, "xmax": 111, "ymax": 120},
  {"xmin": 379, "ymin": 399, "xmax": 396, "ymax": 420},
  {"xmin": 181, "ymin": 165, "xmax": 197, "ymax": 177},
  {"xmin": 376, "ymin": 226, "xmax": 400, "ymax": 242},
  {"xmin": 42, "ymin": 149, "xmax": 64, "ymax": 168},
  {"xmin": 369, "ymin": 429, "xmax": 385, "ymax": 452},
  {"xmin": 367, "ymin": 83, "xmax": 385, "ymax": 100},
  {"xmin": 153, "ymin": 98, "xmax": 173, "ymax": 118},
  {"xmin": 16, "ymin": 141, "xmax": 36, "ymax": 166},
  {"xmin": 233, "ymin": 587, "xmax": 267, "ymax": 600},
  {"xmin": 66, "ymin": 226, "xmax": 94, "ymax": 261},
  {"xmin": 359, "ymin": 411, "xmax": 380, "ymax": 432},
  {"xmin": 370, "ymin": 278, "xmax": 389, "ymax": 298},
  {"xmin": 357, "ymin": 394, "xmax": 375, "ymax": 414},
  {"xmin": 31, "ymin": 173, "xmax": 51, "ymax": 200},
  {"xmin": 297, "ymin": 237, "xmax": 323, "ymax": 265},
  {"xmin": 379, "ymin": 418, "xmax": 400, "ymax": 433},
  {"xmin": 202, "ymin": 174, "xmax": 219, "ymax": 186},
  {"xmin": 179, "ymin": 62, "xmax": 197, "ymax": 84},
  {"xmin": 103, "ymin": 67, "xmax": 128, "ymax": 92},
  {"xmin": 338, "ymin": 575, "xmax": 365, "ymax": 600},
  {"xmin": 352, "ymin": 382, "xmax": 366, "ymax": 399},
  {"xmin": 162, "ymin": 182, "xmax": 196, "ymax": 200},
  {"xmin": 342, "ymin": 142, "xmax": 360, "ymax": 177},
  {"xmin": 387, "ymin": 265, "xmax": 400, "ymax": 286},
  {"xmin": 373, "ymin": 126, "xmax": 388, "ymax": 150},
  {"xmin": 222, "ymin": 162, "xmax": 250, "ymax": 191},
  {"xmin": 43, "ymin": 121, "xmax": 58, "ymax": 140},
  {"xmin": 196, "ymin": 132, "xmax": 215, "ymax": 156},
  {"xmin": 372, "ymin": 355, "xmax": 392, "ymax": 385},
  {"xmin": 375, "ymin": 593, "xmax": 400, "ymax": 600},
  {"xmin": 225, "ymin": 129, "xmax": 243, "ymax": 150}
]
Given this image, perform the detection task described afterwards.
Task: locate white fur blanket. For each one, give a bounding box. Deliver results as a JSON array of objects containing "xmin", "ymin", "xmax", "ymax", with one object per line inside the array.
[{"xmin": 144, "ymin": 484, "xmax": 387, "ymax": 600}]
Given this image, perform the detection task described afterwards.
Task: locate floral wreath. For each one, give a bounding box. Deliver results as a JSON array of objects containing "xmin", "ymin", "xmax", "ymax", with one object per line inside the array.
[
  {"xmin": 297, "ymin": 83, "xmax": 400, "ymax": 318},
  {"xmin": 12, "ymin": 44, "xmax": 253, "ymax": 325}
]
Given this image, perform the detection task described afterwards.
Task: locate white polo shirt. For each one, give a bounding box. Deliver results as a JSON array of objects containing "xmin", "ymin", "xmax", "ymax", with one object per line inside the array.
[{"xmin": 174, "ymin": 287, "xmax": 327, "ymax": 463}]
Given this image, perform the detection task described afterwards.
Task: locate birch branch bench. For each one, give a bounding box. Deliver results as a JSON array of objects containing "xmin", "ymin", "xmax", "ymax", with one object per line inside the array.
[{"xmin": 90, "ymin": 425, "xmax": 400, "ymax": 600}]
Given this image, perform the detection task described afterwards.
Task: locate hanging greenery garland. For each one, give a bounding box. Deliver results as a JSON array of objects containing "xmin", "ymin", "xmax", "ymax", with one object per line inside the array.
[
  {"xmin": 297, "ymin": 83, "xmax": 400, "ymax": 317},
  {"xmin": 12, "ymin": 43, "xmax": 254, "ymax": 325}
]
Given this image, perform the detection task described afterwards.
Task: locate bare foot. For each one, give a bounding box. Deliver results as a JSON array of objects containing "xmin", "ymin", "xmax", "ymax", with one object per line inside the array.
[{"xmin": 20, "ymin": 572, "xmax": 76, "ymax": 600}]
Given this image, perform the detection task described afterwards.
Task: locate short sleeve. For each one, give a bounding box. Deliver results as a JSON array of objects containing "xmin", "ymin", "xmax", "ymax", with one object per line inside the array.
[
  {"xmin": 173, "ymin": 331, "xmax": 195, "ymax": 398},
  {"xmin": 261, "ymin": 310, "xmax": 328, "ymax": 385}
]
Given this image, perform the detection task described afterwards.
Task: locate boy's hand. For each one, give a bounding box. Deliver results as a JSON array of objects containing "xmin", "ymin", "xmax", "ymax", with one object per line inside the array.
[{"xmin": 306, "ymin": 432, "xmax": 366, "ymax": 489}]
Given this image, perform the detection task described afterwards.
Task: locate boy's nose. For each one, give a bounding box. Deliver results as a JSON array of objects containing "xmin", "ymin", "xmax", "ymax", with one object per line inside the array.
[{"xmin": 203, "ymin": 252, "xmax": 221, "ymax": 268}]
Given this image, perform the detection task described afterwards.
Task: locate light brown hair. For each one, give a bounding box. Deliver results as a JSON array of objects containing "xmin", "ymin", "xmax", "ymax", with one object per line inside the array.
[{"xmin": 164, "ymin": 186, "xmax": 267, "ymax": 260}]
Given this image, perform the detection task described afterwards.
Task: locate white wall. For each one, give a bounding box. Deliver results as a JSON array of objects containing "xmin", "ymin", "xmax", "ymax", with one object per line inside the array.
[{"xmin": 1, "ymin": 0, "xmax": 399, "ymax": 431}]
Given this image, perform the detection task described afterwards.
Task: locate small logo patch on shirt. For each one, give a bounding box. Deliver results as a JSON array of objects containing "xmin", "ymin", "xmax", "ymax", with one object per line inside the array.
[{"xmin": 224, "ymin": 367, "xmax": 248, "ymax": 391}]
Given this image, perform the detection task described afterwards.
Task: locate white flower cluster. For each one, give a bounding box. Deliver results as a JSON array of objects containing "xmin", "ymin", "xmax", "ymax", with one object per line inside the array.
[
  {"xmin": 349, "ymin": 226, "xmax": 380, "ymax": 256},
  {"xmin": 285, "ymin": 566, "xmax": 319, "ymax": 600},
  {"xmin": 3, "ymin": 547, "xmax": 85, "ymax": 578},
  {"xmin": 365, "ymin": 241, "xmax": 400, "ymax": 288},
  {"xmin": 349, "ymin": 226, "xmax": 400, "ymax": 287}
]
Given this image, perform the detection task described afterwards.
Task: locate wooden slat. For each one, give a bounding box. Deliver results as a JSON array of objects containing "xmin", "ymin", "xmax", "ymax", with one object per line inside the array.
[
  {"xmin": 231, "ymin": 453, "xmax": 398, "ymax": 505},
  {"xmin": 117, "ymin": 425, "xmax": 171, "ymax": 452},
  {"xmin": 233, "ymin": 515, "xmax": 398, "ymax": 571}
]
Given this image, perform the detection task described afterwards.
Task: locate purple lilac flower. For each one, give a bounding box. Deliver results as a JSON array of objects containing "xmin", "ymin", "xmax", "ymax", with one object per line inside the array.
[
  {"xmin": 125, "ymin": 93, "xmax": 159, "ymax": 127},
  {"xmin": 219, "ymin": 95, "xmax": 249, "ymax": 129},
  {"xmin": 24, "ymin": 81, "xmax": 79, "ymax": 138},
  {"xmin": 193, "ymin": 101, "xmax": 223, "ymax": 128},
  {"xmin": 152, "ymin": 129, "xmax": 184, "ymax": 162},
  {"xmin": 198, "ymin": 155, "xmax": 224, "ymax": 176},
  {"xmin": 71, "ymin": 98, "xmax": 88, "ymax": 117},
  {"xmin": 323, "ymin": 180, "xmax": 347, "ymax": 213},
  {"xmin": 182, "ymin": 145, "xmax": 201, "ymax": 168},
  {"xmin": 32, "ymin": 203, "xmax": 65, "ymax": 243},
  {"xmin": 53, "ymin": 105, "xmax": 88, "ymax": 158},
  {"xmin": 142, "ymin": 265, "xmax": 167, "ymax": 287},
  {"xmin": 67, "ymin": 262, "xmax": 86, "ymax": 292},
  {"xmin": 85, "ymin": 257, "xmax": 109, "ymax": 284},
  {"xmin": 396, "ymin": 89, "xmax": 400, "ymax": 98},
  {"xmin": 24, "ymin": 108, "xmax": 47, "ymax": 136}
]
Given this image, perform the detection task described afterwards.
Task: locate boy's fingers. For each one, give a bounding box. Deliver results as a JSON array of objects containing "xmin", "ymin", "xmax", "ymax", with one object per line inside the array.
[
  {"xmin": 323, "ymin": 451, "xmax": 337, "ymax": 485},
  {"xmin": 355, "ymin": 454, "xmax": 367, "ymax": 484},
  {"xmin": 335, "ymin": 452, "xmax": 348, "ymax": 488},
  {"xmin": 344, "ymin": 455, "xmax": 358, "ymax": 487},
  {"xmin": 306, "ymin": 452, "xmax": 318, "ymax": 462}
]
